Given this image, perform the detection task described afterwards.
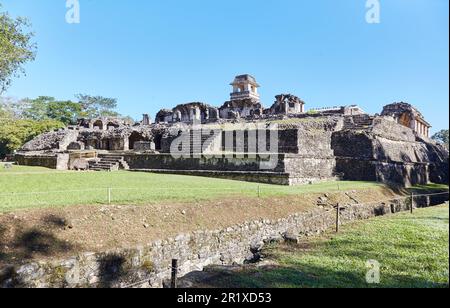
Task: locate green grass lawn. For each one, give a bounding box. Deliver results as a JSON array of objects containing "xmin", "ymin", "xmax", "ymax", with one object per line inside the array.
[
  {"xmin": 0, "ymin": 164, "xmax": 387, "ymax": 212},
  {"xmin": 213, "ymin": 205, "xmax": 449, "ymax": 288}
]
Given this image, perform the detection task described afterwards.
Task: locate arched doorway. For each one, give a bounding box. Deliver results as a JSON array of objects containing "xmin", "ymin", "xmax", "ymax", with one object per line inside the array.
[
  {"xmin": 93, "ymin": 120, "xmax": 104, "ymax": 130},
  {"xmin": 128, "ymin": 132, "xmax": 147, "ymax": 150},
  {"xmin": 107, "ymin": 122, "xmax": 119, "ymax": 130}
]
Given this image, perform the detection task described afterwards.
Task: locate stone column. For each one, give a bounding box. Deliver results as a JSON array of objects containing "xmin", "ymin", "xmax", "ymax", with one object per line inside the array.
[{"xmin": 142, "ymin": 114, "xmax": 150, "ymax": 125}]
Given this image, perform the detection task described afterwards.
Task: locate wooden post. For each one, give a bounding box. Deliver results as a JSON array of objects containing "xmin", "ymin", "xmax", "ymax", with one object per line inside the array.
[
  {"xmin": 410, "ymin": 193, "xmax": 414, "ymax": 214},
  {"xmin": 171, "ymin": 259, "xmax": 178, "ymax": 289},
  {"xmin": 257, "ymin": 185, "xmax": 261, "ymax": 198},
  {"xmin": 336, "ymin": 203, "xmax": 340, "ymax": 233}
]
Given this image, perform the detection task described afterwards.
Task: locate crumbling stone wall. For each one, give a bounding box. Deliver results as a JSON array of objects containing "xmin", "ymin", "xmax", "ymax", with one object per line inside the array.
[
  {"xmin": 20, "ymin": 130, "xmax": 79, "ymax": 152},
  {"xmin": 332, "ymin": 117, "xmax": 449, "ymax": 186},
  {"xmin": 2, "ymin": 195, "xmax": 447, "ymax": 288},
  {"xmin": 267, "ymin": 94, "xmax": 305, "ymax": 115},
  {"xmin": 219, "ymin": 99, "xmax": 263, "ymax": 119},
  {"xmin": 292, "ymin": 117, "xmax": 343, "ymax": 157},
  {"xmin": 284, "ymin": 156, "xmax": 336, "ymax": 185}
]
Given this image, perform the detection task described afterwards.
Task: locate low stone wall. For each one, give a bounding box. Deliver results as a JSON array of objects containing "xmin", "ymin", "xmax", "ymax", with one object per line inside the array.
[
  {"xmin": 123, "ymin": 153, "xmax": 286, "ymax": 173},
  {"xmin": 15, "ymin": 153, "xmax": 69, "ymax": 170},
  {"xmin": 1, "ymin": 194, "xmax": 447, "ymax": 288},
  {"xmin": 123, "ymin": 153, "xmax": 337, "ymax": 185}
]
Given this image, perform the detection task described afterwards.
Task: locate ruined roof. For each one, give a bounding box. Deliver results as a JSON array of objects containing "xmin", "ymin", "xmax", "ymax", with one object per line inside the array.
[
  {"xmin": 20, "ymin": 129, "xmax": 77, "ymax": 152},
  {"xmin": 271, "ymin": 94, "xmax": 305, "ymax": 107},
  {"xmin": 230, "ymin": 74, "xmax": 260, "ymax": 87},
  {"xmin": 173, "ymin": 102, "xmax": 216, "ymax": 111},
  {"xmin": 156, "ymin": 109, "xmax": 173, "ymax": 116},
  {"xmin": 78, "ymin": 126, "xmax": 154, "ymax": 140},
  {"xmin": 220, "ymin": 98, "xmax": 262, "ymax": 109},
  {"xmin": 381, "ymin": 102, "xmax": 431, "ymax": 127}
]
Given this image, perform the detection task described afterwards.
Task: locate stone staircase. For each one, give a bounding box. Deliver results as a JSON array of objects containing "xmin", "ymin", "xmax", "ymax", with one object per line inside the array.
[
  {"xmin": 344, "ymin": 115, "xmax": 375, "ymax": 130},
  {"xmin": 89, "ymin": 155, "xmax": 130, "ymax": 172},
  {"xmin": 189, "ymin": 130, "xmax": 220, "ymax": 155}
]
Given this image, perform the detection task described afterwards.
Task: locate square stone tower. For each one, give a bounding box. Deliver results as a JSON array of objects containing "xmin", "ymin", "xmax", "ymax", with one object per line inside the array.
[{"xmin": 230, "ymin": 74, "xmax": 260, "ymax": 102}]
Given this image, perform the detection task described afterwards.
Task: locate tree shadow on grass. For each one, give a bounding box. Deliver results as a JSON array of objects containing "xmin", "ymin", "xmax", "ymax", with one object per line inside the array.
[
  {"xmin": 179, "ymin": 234, "xmax": 449, "ymax": 289},
  {"xmin": 180, "ymin": 262, "xmax": 448, "ymax": 289},
  {"xmin": 0, "ymin": 215, "xmax": 77, "ymax": 266},
  {"xmin": 13, "ymin": 228, "xmax": 73, "ymax": 261}
]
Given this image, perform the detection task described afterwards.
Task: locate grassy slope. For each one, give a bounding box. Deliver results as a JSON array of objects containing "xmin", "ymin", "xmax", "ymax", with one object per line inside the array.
[
  {"xmin": 0, "ymin": 164, "xmax": 385, "ymax": 212},
  {"xmin": 210, "ymin": 205, "xmax": 449, "ymax": 288}
]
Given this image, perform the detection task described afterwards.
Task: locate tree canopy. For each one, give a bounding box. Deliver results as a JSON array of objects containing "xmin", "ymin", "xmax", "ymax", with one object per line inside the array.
[
  {"xmin": 432, "ymin": 129, "xmax": 449, "ymax": 149},
  {"xmin": 76, "ymin": 94, "xmax": 120, "ymax": 118},
  {"xmin": 0, "ymin": 4, "xmax": 36, "ymax": 94},
  {"xmin": 0, "ymin": 94, "xmax": 128, "ymax": 158},
  {"xmin": 2, "ymin": 95, "xmax": 123, "ymax": 125},
  {"xmin": 0, "ymin": 118, "xmax": 65, "ymax": 157},
  {"xmin": 22, "ymin": 96, "xmax": 83, "ymax": 125},
  {"xmin": 0, "ymin": 5, "xmax": 131, "ymax": 158}
]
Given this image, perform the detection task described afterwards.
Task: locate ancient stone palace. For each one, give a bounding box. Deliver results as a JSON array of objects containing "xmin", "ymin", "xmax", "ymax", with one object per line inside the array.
[{"xmin": 16, "ymin": 75, "xmax": 449, "ymax": 187}]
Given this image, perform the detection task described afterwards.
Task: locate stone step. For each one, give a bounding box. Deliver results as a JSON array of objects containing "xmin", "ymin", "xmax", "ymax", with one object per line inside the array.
[
  {"xmin": 101, "ymin": 159, "xmax": 122, "ymax": 163},
  {"xmin": 101, "ymin": 157, "xmax": 124, "ymax": 161},
  {"xmin": 93, "ymin": 164, "xmax": 118, "ymax": 168},
  {"xmin": 91, "ymin": 156, "xmax": 128, "ymax": 171}
]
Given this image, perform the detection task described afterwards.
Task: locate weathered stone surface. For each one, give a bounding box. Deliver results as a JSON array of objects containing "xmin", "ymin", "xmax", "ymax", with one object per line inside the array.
[
  {"xmin": 332, "ymin": 116, "xmax": 449, "ymax": 186},
  {"xmin": 21, "ymin": 130, "xmax": 79, "ymax": 152},
  {"xmin": 71, "ymin": 158, "xmax": 89, "ymax": 171},
  {"xmin": 267, "ymin": 94, "xmax": 305, "ymax": 115}
]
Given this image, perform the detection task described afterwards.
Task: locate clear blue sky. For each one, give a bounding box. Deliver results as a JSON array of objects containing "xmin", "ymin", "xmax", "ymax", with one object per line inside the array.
[{"xmin": 2, "ymin": 0, "xmax": 449, "ymax": 132}]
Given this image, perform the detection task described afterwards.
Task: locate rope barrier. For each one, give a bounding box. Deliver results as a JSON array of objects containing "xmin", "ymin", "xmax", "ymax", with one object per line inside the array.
[
  {"xmin": 0, "ymin": 187, "xmax": 449, "ymax": 200},
  {"xmin": 0, "ymin": 188, "xmax": 107, "ymax": 196},
  {"xmin": 0, "ymin": 187, "xmax": 258, "ymax": 197}
]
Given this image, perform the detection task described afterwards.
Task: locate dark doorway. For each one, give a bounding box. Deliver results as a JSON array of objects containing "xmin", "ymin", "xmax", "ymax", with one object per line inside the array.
[
  {"xmin": 154, "ymin": 134, "xmax": 163, "ymax": 151},
  {"xmin": 93, "ymin": 120, "xmax": 104, "ymax": 130},
  {"xmin": 107, "ymin": 122, "xmax": 119, "ymax": 130},
  {"xmin": 128, "ymin": 132, "xmax": 147, "ymax": 150}
]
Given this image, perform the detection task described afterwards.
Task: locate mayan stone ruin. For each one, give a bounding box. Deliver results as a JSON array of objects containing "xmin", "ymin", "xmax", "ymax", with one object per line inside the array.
[{"xmin": 15, "ymin": 74, "xmax": 449, "ymax": 187}]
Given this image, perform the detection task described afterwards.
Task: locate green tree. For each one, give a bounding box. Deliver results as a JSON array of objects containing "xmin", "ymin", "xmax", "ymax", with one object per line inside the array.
[
  {"xmin": 4, "ymin": 94, "xmax": 124, "ymax": 125},
  {"xmin": 432, "ymin": 129, "xmax": 449, "ymax": 149},
  {"xmin": 22, "ymin": 96, "xmax": 54, "ymax": 120},
  {"xmin": 0, "ymin": 118, "xmax": 64, "ymax": 157},
  {"xmin": 1, "ymin": 93, "xmax": 126, "ymax": 157},
  {"xmin": 76, "ymin": 94, "xmax": 120, "ymax": 118},
  {"xmin": 0, "ymin": 96, "xmax": 27, "ymax": 118},
  {"xmin": 47, "ymin": 100, "xmax": 83, "ymax": 125},
  {"xmin": 0, "ymin": 102, "xmax": 11, "ymax": 119},
  {"xmin": 22, "ymin": 96, "xmax": 83, "ymax": 125},
  {"xmin": 0, "ymin": 4, "xmax": 36, "ymax": 94}
]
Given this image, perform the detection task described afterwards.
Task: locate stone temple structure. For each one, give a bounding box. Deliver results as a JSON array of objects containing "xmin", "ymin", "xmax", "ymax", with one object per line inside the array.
[
  {"xmin": 381, "ymin": 102, "xmax": 432, "ymax": 138},
  {"xmin": 229, "ymin": 74, "xmax": 261, "ymax": 102},
  {"xmin": 15, "ymin": 75, "xmax": 449, "ymax": 187}
]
